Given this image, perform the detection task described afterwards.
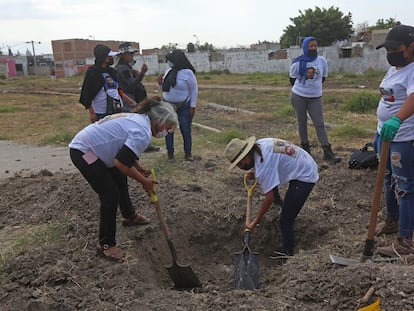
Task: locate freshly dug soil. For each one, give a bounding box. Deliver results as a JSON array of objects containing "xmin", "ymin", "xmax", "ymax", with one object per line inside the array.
[{"xmin": 1, "ymin": 147, "xmax": 413, "ymax": 311}]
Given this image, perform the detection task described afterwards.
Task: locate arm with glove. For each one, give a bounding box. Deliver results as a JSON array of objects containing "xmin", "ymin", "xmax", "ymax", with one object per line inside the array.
[{"xmin": 380, "ymin": 93, "xmax": 414, "ymax": 141}]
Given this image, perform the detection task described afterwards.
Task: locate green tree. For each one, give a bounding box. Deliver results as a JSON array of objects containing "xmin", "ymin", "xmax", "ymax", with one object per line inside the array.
[
  {"xmin": 370, "ymin": 18, "xmax": 400, "ymax": 30},
  {"xmin": 198, "ymin": 42, "xmax": 215, "ymax": 52},
  {"xmin": 280, "ymin": 6, "xmax": 353, "ymax": 48}
]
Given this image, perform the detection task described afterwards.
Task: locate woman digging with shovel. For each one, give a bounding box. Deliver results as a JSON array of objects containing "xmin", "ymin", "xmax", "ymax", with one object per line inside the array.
[{"xmin": 224, "ymin": 136, "xmax": 319, "ymax": 261}]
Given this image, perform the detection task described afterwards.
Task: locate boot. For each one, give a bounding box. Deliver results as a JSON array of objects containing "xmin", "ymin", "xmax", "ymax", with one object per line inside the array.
[
  {"xmin": 377, "ymin": 238, "xmax": 414, "ymax": 257},
  {"xmin": 322, "ymin": 144, "xmax": 341, "ymax": 163},
  {"xmin": 300, "ymin": 142, "xmax": 311, "ymax": 155},
  {"xmin": 375, "ymin": 219, "xmax": 399, "ymax": 236}
]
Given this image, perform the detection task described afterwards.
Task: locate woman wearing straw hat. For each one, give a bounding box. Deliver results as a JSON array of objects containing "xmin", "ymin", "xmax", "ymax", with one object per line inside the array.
[{"xmin": 224, "ymin": 136, "xmax": 319, "ymax": 258}]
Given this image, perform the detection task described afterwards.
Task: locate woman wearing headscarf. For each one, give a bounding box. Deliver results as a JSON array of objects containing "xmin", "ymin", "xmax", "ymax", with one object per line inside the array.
[
  {"xmin": 289, "ymin": 36, "xmax": 341, "ymax": 163},
  {"xmin": 69, "ymin": 100, "xmax": 178, "ymax": 263},
  {"xmin": 157, "ymin": 50, "xmax": 198, "ymax": 161}
]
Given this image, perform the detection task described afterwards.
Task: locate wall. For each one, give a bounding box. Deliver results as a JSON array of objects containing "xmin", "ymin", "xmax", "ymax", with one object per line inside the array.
[{"xmin": 129, "ymin": 45, "xmax": 389, "ymax": 76}]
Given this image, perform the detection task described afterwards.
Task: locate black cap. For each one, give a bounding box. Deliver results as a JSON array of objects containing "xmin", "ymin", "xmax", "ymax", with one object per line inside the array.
[
  {"xmin": 376, "ymin": 25, "xmax": 414, "ymax": 49},
  {"xmin": 93, "ymin": 44, "xmax": 118, "ymax": 61}
]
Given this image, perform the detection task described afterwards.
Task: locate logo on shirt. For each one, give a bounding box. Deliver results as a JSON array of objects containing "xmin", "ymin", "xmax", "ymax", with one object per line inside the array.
[
  {"xmin": 379, "ymin": 87, "xmax": 395, "ymax": 102},
  {"xmin": 272, "ymin": 139, "xmax": 298, "ymax": 157}
]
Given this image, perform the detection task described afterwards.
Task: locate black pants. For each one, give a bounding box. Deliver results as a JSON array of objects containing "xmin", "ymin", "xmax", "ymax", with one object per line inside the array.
[
  {"xmin": 70, "ymin": 148, "xmax": 135, "ymax": 246},
  {"xmin": 279, "ymin": 180, "xmax": 315, "ymax": 255}
]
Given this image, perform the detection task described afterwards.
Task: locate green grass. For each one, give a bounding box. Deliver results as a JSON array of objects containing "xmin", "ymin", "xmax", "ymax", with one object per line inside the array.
[{"xmin": 0, "ymin": 221, "xmax": 65, "ymax": 275}]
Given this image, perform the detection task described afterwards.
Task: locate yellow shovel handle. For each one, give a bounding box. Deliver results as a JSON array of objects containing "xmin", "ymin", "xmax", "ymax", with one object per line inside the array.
[
  {"xmin": 244, "ymin": 174, "xmax": 257, "ymax": 198},
  {"xmin": 150, "ymin": 168, "xmax": 158, "ymax": 203}
]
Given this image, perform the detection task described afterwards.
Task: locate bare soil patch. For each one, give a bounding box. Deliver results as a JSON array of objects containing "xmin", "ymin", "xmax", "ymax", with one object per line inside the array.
[{"xmin": 1, "ymin": 148, "xmax": 413, "ymax": 310}]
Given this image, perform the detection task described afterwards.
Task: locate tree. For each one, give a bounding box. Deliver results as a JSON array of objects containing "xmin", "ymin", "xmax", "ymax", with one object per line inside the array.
[
  {"xmin": 279, "ymin": 6, "xmax": 353, "ymax": 48},
  {"xmin": 370, "ymin": 18, "xmax": 400, "ymax": 31}
]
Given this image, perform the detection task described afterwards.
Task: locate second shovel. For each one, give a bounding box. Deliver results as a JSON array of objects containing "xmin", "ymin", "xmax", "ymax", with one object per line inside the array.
[{"xmin": 233, "ymin": 174, "xmax": 259, "ymax": 290}]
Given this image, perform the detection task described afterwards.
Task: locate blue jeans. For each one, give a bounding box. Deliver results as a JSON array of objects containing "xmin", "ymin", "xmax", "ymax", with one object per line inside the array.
[
  {"xmin": 374, "ymin": 134, "xmax": 414, "ymax": 239},
  {"xmin": 165, "ymin": 105, "xmax": 192, "ymax": 155},
  {"xmin": 279, "ymin": 180, "xmax": 315, "ymax": 255}
]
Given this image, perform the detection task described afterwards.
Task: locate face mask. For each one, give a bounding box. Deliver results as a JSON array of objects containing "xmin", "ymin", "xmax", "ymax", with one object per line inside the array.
[
  {"xmin": 386, "ymin": 51, "xmax": 407, "ymax": 67},
  {"xmin": 240, "ymin": 160, "xmax": 254, "ymax": 170},
  {"xmin": 308, "ymin": 50, "xmax": 317, "ymax": 57},
  {"xmin": 167, "ymin": 60, "xmax": 175, "ymax": 68},
  {"xmin": 156, "ymin": 130, "xmax": 168, "ymax": 138},
  {"xmin": 129, "ymin": 60, "xmax": 136, "ymax": 66},
  {"xmin": 108, "ymin": 57, "xmax": 114, "ymax": 66}
]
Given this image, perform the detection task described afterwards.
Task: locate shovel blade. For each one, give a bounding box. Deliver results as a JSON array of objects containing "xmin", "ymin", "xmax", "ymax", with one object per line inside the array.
[
  {"xmin": 233, "ymin": 246, "xmax": 260, "ymax": 290},
  {"xmin": 166, "ymin": 261, "xmax": 202, "ymax": 289},
  {"xmin": 330, "ymin": 254, "xmax": 401, "ymax": 266}
]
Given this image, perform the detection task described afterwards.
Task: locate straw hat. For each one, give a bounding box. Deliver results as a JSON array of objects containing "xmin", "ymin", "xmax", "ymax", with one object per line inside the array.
[{"xmin": 224, "ymin": 136, "xmax": 256, "ymax": 170}]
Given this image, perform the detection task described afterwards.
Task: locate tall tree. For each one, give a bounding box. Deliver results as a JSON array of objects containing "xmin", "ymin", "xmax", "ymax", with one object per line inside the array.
[{"xmin": 280, "ymin": 6, "xmax": 353, "ymax": 48}]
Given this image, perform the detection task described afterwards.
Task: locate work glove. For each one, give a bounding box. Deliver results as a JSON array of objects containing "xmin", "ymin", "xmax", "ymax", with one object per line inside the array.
[{"xmin": 380, "ymin": 116, "xmax": 402, "ymax": 141}]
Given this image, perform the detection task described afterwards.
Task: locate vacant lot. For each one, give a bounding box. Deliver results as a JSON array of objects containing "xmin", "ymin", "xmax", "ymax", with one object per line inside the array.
[{"xmin": 1, "ymin": 73, "xmax": 411, "ymax": 310}]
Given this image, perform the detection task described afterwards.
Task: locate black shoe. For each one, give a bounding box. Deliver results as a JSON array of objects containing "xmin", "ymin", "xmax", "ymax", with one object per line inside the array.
[
  {"xmin": 322, "ymin": 144, "xmax": 341, "ymax": 163},
  {"xmin": 185, "ymin": 153, "xmax": 194, "ymax": 162},
  {"xmin": 144, "ymin": 145, "xmax": 160, "ymax": 153}
]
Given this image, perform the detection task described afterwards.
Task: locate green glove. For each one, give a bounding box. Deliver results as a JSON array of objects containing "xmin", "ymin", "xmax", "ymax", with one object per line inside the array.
[{"xmin": 380, "ymin": 116, "xmax": 402, "ymax": 141}]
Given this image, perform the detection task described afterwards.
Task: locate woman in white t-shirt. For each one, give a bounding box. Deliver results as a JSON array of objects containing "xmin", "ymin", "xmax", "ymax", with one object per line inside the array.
[
  {"xmin": 373, "ymin": 25, "xmax": 414, "ymax": 257},
  {"xmin": 225, "ymin": 136, "xmax": 318, "ymax": 259},
  {"xmin": 289, "ymin": 36, "xmax": 341, "ymax": 163},
  {"xmin": 69, "ymin": 100, "xmax": 178, "ymax": 263}
]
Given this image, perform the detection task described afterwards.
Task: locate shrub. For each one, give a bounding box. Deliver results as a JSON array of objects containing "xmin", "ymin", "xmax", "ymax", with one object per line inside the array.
[{"xmin": 342, "ymin": 92, "xmax": 379, "ymax": 113}]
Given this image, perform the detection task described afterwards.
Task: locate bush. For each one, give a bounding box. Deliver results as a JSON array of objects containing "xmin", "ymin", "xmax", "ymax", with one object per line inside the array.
[{"xmin": 342, "ymin": 92, "xmax": 379, "ymax": 113}]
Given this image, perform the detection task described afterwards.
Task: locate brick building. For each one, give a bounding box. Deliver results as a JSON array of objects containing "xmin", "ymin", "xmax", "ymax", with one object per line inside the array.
[{"xmin": 51, "ymin": 39, "xmax": 140, "ymax": 77}]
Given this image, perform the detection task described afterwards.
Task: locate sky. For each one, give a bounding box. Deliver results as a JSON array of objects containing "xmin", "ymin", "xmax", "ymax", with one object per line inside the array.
[{"xmin": 0, "ymin": 0, "xmax": 411, "ymax": 55}]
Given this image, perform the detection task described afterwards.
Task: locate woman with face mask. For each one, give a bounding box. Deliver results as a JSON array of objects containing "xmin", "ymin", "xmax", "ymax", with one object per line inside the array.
[
  {"xmin": 79, "ymin": 44, "xmax": 122, "ymax": 123},
  {"xmin": 372, "ymin": 25, "xmax": 414, "ymax": 257},
  {"xmin": 69, "ymin": 100, "xmax": 178, "ymax": 263},
  {"xmin": 224, "ymin": 136, "xmax": 318, "ymax": 260},
  {"xmin": 289, "ymin": 36, "xmax": 341, "ymax": 164},
  {"xmin": 156, "ymin": 49, "xmax": 198, "ymax": 162}
]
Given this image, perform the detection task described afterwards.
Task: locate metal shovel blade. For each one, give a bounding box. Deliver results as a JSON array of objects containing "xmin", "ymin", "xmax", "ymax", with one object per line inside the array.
[
  {"xmin": 164, "ymin": 237, "xmax": 202, "ymax": 289},
  {"xmin": 233, "ymin": 244, "xmax": 260, "ymax": 290},
  {"xmin": 167, "ymin": 261, "xmax": 202, "ymax": 289},
  {"xmin": 330, "ymin": 254, "xmax": 400, "ymax": 266}
]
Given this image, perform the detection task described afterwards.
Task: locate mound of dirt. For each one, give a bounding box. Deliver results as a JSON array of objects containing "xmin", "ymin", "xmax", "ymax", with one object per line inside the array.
[{"xmin": 1, "ymin": 149, "xmax": 413, "ymax": 310}]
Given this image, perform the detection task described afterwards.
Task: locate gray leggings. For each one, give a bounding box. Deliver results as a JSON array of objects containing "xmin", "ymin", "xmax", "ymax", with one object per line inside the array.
[{"xmin": 290, "ymin": 92, "xmax": 330, "ymax": 146}]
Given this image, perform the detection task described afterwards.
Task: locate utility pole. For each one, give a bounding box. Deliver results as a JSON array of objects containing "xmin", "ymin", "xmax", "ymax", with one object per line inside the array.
[{"xmin": 26, "ymin": 41, "xmax": 41, "ymax": 75}]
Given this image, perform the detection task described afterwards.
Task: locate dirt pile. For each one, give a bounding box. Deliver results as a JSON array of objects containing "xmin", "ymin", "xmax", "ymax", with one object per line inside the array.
[{"xmin": 1, "ymin": 152, "xmax": 414, "ymax": 310}]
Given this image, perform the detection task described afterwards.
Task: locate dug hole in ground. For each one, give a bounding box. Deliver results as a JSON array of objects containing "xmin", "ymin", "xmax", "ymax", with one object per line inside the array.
[{"xmin": 0, "ymin": 141, "xmax": 413, "ymax": 310}]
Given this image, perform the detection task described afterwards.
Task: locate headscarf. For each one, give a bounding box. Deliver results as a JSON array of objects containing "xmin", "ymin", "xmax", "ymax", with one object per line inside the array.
[
  {"xmin": 162, "ymin": 50, "xmax": 196, "ymax": 92},
  {"xmin": 292, "ymin": 36, "xmax": 317, "ymax": 84}
]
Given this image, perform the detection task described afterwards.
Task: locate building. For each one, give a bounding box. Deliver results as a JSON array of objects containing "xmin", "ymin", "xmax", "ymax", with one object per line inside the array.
[{"xmin": 51, "ymin": 39, "xmax": 140, "ymax": 77}]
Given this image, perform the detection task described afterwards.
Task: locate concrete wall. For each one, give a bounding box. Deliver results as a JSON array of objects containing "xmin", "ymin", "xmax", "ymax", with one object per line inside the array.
[{"xmin": 130, "ymin": 45, "xmax": 389, "ymax": 76}]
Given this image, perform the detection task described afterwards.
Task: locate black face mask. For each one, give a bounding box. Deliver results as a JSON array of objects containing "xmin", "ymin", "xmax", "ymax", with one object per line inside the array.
[
  {"xmin": 308, "ymin": 50, "xmax": 317, "ymax": 57},
  {"xmin": 387, "ymin": 51, "xmax": 407, "ymax": 67},
  {"xmin": 240, "ymin": 160, "xmax": 254, "ymax": 170},
  {"xmin": 108, "ymin": 58, "xmax": 114, "ymax": 66}
]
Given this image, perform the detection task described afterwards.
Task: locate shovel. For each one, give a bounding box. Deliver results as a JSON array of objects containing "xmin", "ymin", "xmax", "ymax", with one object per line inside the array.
[
  {"xmin": 331, "ymin": 141, "xmax": 392, "ymax": 266},
  {"xmin": 150, "ymin": 169, "xmax": 202, "ymax": 289},
  {"xmin": 233, "ymin": 174, "xmax": 260, "ymax": 290}
]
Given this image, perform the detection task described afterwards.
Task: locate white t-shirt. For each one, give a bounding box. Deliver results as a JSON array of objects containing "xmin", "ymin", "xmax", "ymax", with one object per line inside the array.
[
  {"xmin": 69, "ymin": 113, "xmax": 151, "ymax": 167},
  {"xmin": 253, "ymin": 138, "xmax": 319, "ymax": 194},
  {"xmin": 377, "ymin": 62, "xmax": 414, "ymax": 142},
  {"xmin": 290, "ymin": 56, "xmax": 328, "ymax": 98}
]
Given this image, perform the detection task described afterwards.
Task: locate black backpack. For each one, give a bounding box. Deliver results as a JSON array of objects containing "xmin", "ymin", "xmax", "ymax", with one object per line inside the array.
[{"xmin": 348, "ymin": 143, "xmax": 379, "ymax": 169}]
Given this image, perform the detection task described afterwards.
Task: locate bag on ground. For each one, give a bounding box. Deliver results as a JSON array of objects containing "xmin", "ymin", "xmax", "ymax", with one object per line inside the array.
[{"xmin": 348, "ymin": 143, "xmax": 378, "ymax": 169}]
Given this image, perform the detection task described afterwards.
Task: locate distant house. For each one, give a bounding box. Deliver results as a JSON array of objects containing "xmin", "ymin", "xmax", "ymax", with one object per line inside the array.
[{"xmin": 51, "ymin": 39, "xmax": 140, "ymax": 78}]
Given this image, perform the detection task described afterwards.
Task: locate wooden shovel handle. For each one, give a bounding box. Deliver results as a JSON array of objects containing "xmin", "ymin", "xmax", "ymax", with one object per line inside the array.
[
  {"xmin": 366, "ymin": 141, "xmax": 390, "ymax": 240},
  {"xmin": 244, "ymin": 174, "xmax": 257, "ymax": 228},
  {"xmin": 150, "ymin": 169, "xmax": 171, "ymax": 239}
]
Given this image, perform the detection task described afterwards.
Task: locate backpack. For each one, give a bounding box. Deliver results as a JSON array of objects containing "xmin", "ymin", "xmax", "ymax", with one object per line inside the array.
[{"xmin": 348, "ymin": 143, "xmax": 379, "ymax": 169}]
